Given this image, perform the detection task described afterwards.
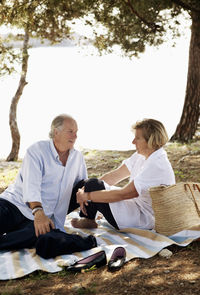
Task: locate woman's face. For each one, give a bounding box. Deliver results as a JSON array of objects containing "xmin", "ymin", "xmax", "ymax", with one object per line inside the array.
[{"xmin": 132, "ymin": 128, "xmax": 152, "ymax": 157}]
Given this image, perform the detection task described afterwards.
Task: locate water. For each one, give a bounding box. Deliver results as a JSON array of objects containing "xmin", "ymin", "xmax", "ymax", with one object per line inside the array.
[{"xmin": 0, "ymin": 34, "xmax": 190, "ymax": 159}]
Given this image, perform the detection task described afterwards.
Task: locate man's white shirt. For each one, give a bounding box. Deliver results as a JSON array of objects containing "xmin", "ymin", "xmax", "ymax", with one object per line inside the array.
[{"xmin": 1, "ymin": 140, "xmax": 87, "ymax": 232}]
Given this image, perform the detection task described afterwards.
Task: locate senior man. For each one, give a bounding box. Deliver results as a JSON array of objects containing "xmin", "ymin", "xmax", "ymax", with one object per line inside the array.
[{"xmin": 0, "ymin": 114, "xmax": 96, "ymax": 259}]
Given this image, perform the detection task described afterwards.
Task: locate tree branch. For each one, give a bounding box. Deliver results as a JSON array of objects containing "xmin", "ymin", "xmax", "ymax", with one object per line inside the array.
[
  {"xmin": 171, "ymin": 0, "xmax": 200, "ymax": 13},
  {"xmin": 124, "ymin": 0, "xmax": 161, "ymax": 32}
]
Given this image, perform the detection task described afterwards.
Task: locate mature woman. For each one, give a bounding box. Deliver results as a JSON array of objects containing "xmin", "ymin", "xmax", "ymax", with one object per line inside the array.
[{"xmin": 72, "ymin": 118, "xmax": 175, "ymax": 230}]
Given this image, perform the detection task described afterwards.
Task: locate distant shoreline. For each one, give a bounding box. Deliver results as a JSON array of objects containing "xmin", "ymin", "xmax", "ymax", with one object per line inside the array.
[{"xmin": 1, "ymin": 32, "xmax": 92, "ymax": 48}]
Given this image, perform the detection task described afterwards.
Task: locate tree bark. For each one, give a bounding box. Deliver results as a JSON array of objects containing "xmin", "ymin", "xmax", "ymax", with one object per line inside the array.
[
  {"xmin": 170, "ymin": 11, "xmax": 200, "ymax": 142},
  {"xmin": 6, "ymin": 31, "xmax": 29, "ymax": 161}
]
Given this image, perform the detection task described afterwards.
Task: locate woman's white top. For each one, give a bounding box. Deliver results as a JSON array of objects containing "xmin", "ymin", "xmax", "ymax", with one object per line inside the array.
[{"xmin": 107, "ymin": 147, "xmax": 175, "ymax": 230}]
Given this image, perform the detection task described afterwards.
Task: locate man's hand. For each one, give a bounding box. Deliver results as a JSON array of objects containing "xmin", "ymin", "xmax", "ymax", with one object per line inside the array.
[
  {"xmin": 76, "ymin": 187, "xmax": 89, "ymax": 216},
  {"xmin": 34, "ymin": 210, "xmax": 55, "ymax": 237}
]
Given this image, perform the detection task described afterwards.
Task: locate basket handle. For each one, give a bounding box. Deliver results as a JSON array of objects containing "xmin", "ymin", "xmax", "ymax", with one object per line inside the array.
[
  {"xmin": 194, "ymin": 184, "xmax": 200, "ymax": 193},
  {"xmin": 184, "ymin": 183, "xmax": 200, "ymax": 217}
]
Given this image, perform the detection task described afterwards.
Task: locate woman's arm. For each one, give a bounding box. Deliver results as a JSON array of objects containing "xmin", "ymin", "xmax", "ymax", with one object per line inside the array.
[
  {"xmin": 77, "ymin": 180, "xmax": 138, "ymax": 206},
  {"xmin": 100, "ymin": 164, "xmax": 130, "ymax": 186}
]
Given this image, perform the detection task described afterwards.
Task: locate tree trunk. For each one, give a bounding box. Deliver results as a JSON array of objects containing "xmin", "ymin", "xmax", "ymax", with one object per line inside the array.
[
  {"xmin": 170, "ymin": 11, "xmax": 200, "ymax": 142},
  {"xmin": 6, "ymin": 31, "xmax": 29, "ymax": 161}
]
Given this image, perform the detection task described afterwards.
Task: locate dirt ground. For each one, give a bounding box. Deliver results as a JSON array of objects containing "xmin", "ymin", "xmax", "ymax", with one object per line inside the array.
[{"xmin": 0, "ymin": 142, "xmax": 200, "ymax": 295}]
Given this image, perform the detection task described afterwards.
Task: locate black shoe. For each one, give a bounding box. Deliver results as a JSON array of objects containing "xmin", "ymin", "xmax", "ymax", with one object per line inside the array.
[
  {"xmin": 67, "ymin": 250, "xmax": 107, "ymax": 272},
  {"xmin": 108, "ymin": 247, "xmax": 126, "ymax": 272}
]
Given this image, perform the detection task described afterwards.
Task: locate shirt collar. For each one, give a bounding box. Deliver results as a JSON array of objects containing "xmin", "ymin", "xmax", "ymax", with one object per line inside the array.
[
  {"xmin": 50, "ymin": 139, "xmax": 58, "ymax": 160},
  {"xmin": 49, "ymin": 139, "xmax": 75, "ymax": 162},
  {"xmin": 146, "ymin": 147, "xmax": 166, "ymax": 161}
]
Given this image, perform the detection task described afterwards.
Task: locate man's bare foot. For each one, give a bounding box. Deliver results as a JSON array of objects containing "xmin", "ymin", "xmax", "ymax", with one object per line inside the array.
[{"xmin": 71, "ymin": 218, "xmax": 98, "ymax": 229}]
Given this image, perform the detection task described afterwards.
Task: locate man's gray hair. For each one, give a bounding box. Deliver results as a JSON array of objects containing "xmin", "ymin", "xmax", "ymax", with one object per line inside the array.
[{"xmin": 49, "ymin": 114, "xmax": 75, "ymax": 139}]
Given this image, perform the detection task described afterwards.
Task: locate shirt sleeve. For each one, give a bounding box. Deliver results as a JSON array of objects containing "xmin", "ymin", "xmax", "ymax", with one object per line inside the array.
[
  {"xmin": 122, "ymin": 152, "xmax": 138, "ymax": 173},
  {"xmin": 133, "ymin": 159, "xmax": 174, "ymax": 196},
  {"xmin": 21, "ymin": 148, "xmax": 43, "ymax": 204}
]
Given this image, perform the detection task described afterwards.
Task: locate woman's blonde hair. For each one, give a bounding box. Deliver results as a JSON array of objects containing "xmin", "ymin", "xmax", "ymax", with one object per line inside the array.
[
  {"xmin": 131, "ymin": 119, "xmax": 169, "ymax": 150},
  {"xmin": 49, "ymin": 114, "xmax": 74, "ymax": 139}
]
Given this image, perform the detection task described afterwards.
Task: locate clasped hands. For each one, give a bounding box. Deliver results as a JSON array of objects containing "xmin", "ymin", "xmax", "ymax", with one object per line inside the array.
[{"xmin": 76, "ymin": 186, "xmax": 89, "ymax": 216}]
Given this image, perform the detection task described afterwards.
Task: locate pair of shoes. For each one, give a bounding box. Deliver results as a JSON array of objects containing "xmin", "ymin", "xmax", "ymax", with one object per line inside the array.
[
  {"xmin": 108, "ymin": 247, "xmax": 126, "ymax": 272},
  {"xmin": 67, "ymin": 250, "xmax": 107, "ymax": 272}
]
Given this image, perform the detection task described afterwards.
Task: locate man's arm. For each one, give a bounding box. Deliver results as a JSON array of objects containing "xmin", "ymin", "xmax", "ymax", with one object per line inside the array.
[
  {"xmin": 100, "ymin": 164, "xmax": 130, "ymax": 186},
  {"xmin": 21, "ymin": 149, "xmax": 55, "ymax": 237},
  {"xmin": 29, "ymin": 202, "xmax": 55, "ymax": 237}
]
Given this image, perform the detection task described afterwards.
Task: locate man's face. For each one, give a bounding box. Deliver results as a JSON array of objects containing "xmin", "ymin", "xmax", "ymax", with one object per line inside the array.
[{"xmin": 54, "ymin": 119, "xmax": 78, "ymax": 151}]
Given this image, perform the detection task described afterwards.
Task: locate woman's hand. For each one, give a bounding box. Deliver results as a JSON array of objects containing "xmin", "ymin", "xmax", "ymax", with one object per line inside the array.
[
  {"xmin": 34, "ymin": 210, "xmax": 55, "ymax": 237},
  {"xmin": 76, "ymin": 187, "xmax": 89, "ymax": 216}
]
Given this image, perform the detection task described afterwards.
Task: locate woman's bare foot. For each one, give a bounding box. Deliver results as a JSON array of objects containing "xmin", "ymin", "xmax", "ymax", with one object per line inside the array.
[{"xmin": 71, "ymin": 218, "xmax": 98, "ymax": 229}]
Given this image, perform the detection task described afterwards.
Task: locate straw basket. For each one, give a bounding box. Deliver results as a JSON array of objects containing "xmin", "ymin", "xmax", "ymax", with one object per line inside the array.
[{"xmin": 149, "ymin": 182, "xmax": 200, "ymax": 236}]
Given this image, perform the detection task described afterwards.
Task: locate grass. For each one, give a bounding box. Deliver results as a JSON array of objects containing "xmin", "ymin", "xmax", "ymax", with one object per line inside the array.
[
  {"xmin": 24, "ymin": 270, "xmax": 51, "ymax": 281},
  {"xmin": 0, "ymin": 168, "xmax": 18, "ymax": 185},
  {"xmin": 174, "ymin": 169, "xmax": 186, "ymax": 180},
  {"xmin": 1, "ymin": 285, "xmax": 24, "ymax": 295},
  {"xmin": 75, "ymin": 286, "xmax": 96, "ymax": 295}
]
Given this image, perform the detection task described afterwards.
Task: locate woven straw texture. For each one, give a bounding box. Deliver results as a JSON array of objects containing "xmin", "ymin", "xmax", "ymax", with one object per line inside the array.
[{"xmin": 149, "ymin": 182, "xmax": 200, "ymax": 236}]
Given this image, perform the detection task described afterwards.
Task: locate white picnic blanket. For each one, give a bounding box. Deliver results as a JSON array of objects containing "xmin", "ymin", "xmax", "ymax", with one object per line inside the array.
[{"xmin": 1, "ymin": 211, "xmax": 200, "ymax": 280}]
